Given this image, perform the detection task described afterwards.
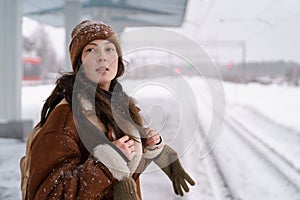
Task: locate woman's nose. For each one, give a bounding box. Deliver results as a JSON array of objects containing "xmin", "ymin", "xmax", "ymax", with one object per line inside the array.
[
  {"xmin": 98, "ymin": 57, "xmax": 107, "ymax": 62},
  {"xmin": 97, "ymin": 51, "xmax": 107, "ymax": 62}
]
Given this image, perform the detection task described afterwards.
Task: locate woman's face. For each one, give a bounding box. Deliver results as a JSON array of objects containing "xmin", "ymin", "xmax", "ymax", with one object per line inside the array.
[{"xmin": 81, "ymin": 39, "xmax": 119, "ymax": 90}]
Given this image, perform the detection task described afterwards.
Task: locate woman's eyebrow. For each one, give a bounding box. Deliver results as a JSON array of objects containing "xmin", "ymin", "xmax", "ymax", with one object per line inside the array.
[
  {"xmin": 86, "ymin": 42, "xmax": 97, "ymax": 46},
  {"xmin": 86, "ymin": 41, "xmax": 113, "ymax": 46}
]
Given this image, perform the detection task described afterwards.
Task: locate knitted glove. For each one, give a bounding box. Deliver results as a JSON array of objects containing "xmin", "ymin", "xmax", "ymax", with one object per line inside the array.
[
  {"xmin": 153, "ymin": 145, "xmax": 195, "ymax": 196},
  {"xmin": 113, "ymin": 177, "xmax": 140, "ymax": 200}
]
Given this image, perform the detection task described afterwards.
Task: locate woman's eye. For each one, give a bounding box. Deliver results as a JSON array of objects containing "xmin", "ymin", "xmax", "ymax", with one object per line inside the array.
[
  {"xmin": 106, "ymin": 47, "xmax": 115, "ymax": 52},
  {"xmin": 86, "ymin": 48, "xmax": 95, "ymax": 53}
]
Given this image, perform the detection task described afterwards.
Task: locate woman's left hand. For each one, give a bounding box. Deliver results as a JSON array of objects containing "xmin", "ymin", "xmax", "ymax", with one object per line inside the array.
[{"xmin": 145, "ymin": 128, "xmax": 161, "ymax": 147}]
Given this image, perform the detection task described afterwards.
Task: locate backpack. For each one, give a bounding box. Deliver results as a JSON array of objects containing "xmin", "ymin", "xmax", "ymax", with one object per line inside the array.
[
  {"xmin": 19, "ymin": 99, "xmax": 68, "ymax": 200},
  {"xmin": 19, "ymin": 126, "xmax": 41, "ymax": 200}
]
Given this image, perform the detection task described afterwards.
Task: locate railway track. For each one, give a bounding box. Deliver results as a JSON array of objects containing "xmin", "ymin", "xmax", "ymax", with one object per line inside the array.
[
  {"xmin": 207, "ymin": 104, "xmax": 300, "ymax": 200},
  {"xmin": 192, "ymin": 91, "xmax": 300, "ymax": 200},
  {"xmin": 226, "ymin": 106, "xmax": 300, "ymax": 189}
]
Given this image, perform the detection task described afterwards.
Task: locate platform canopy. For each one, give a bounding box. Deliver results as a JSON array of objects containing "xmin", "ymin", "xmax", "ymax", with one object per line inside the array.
[{"xmin": 23, "ymin": 0, "xmax": 188, "ymax": 31}]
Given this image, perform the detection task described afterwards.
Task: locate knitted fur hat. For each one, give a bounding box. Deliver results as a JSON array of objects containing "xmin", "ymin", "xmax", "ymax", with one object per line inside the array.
[{"xmin": 69, "ymin": 20, "xmax": 122, "ymax": 71}]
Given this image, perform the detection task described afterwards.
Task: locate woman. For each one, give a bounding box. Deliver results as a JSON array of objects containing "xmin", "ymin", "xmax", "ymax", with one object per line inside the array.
[{"xmin": 21, "ymin": 20, "xmax": 194, "ymax": 200}]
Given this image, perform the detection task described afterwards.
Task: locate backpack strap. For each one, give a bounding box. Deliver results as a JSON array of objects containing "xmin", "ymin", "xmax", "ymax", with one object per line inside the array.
[{"xmin": 20, "ymin": 126, "xmax": 41, "ymax": 200}]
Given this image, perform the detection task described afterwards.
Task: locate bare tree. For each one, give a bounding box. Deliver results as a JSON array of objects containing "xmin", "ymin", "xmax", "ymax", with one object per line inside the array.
[{"xmin": 31, "ymin": 25, "xmax": 60, "ymax": 81}]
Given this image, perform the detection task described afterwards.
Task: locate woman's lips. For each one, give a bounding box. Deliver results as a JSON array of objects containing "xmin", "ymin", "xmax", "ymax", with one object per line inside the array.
[{"xmin": 96, "ymin": 67, "xmax": 109, "ymax": 72}]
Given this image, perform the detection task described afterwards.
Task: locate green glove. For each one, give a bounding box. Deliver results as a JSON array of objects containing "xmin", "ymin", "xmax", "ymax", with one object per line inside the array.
[
  {"xmin": 113, "ymin": 177, "xmax": 140, "ymax": 200},
  {"xmin": 153, "ymin": 145, "xmax": 195, "ymax": 196}
]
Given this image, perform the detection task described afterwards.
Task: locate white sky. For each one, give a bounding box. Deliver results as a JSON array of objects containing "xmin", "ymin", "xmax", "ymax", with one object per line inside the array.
[
  {"xmin": 183, "ymin": 0, "xmax": 300, "ymax": 63},
  {"xmin": 22, "ymin": 0, "xmax": 300, "ymax": 64}
]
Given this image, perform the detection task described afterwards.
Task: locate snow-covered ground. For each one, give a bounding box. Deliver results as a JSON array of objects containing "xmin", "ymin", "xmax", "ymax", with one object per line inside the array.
[
  {"xmin": 224, "ymin": 82, "xmax": 300, "ymax": 133},
  {"xmin": 1, "ymin": 77, "xmax": 300, "ymax": 199}
]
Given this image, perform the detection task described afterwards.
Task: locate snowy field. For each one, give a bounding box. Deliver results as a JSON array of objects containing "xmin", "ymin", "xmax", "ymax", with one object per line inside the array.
[{"xmin": 1, "ymin": 77, "xmax": 300, "ymax": 199}]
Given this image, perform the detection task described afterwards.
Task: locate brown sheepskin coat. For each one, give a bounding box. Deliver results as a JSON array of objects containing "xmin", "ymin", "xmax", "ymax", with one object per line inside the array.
[{"xmin": 24, "ymin": 103, "xmax": 154, "ymax": 200}]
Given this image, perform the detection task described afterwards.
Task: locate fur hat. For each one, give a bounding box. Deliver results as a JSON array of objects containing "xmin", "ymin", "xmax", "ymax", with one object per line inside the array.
[{"xmin": 69, "ymin": 20, "xmax": 122, "ymax": 71}]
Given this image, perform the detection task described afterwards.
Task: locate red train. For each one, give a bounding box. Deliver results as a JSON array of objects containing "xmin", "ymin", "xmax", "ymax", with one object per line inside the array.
[{"xmin": 23, "ymin": 56, "xmax": 42, "ymax": 81}]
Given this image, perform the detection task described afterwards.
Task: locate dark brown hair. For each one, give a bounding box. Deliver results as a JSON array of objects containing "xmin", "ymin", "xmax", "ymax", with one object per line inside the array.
[{"xmin": 38, "ymin": 55, "xmax": 146, "ymax": 148}]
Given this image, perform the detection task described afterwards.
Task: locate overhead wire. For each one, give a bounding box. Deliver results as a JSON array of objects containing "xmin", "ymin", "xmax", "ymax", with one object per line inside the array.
[
  {"xmin": 195, "ymin": 0, "xmax": 216, "ymax": 38},
  {"xmin": 244, "ymin": 0, "xmax": 286, "ymax": 40}
]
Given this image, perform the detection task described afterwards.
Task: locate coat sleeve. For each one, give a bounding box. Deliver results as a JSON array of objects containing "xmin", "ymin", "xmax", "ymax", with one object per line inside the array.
[
  {"xmin": 27, "ymin": 129, "xmax": 117, "ymax": 200},
  {"xmin": 27, "ymin": 107, "xmax": 118, "ymax": 200}
]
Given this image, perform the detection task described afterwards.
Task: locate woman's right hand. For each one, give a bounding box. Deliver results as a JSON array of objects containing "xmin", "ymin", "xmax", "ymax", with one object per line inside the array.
[{"xmin": 112, "ymin": 136, "xmax": 136, "ymax": 160}]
